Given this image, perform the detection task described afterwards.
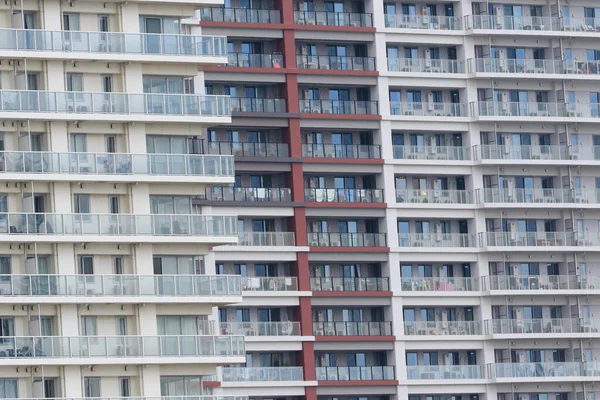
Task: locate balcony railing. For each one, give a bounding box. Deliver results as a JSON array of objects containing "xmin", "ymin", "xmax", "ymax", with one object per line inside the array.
[
  {"xmin": 302, "ymin": 143, "xmax": 381, "ymax": 159},
  {"xmin": 10, "ymin": 397, "xmax": 246, "ymax": 400},
  {"xmin": 0, "ymin": 91, "xmax": 231, "ymax": 117},
  {"xmin": 472, "ymin": 101, "xmax": 567, "ymax": 118},
  {"xmin": 310, "ymin": 276, "xmax": 390, "ymax": 292},
  {"xmin": 222, "ymin": 367, "xmax": 304, "ymax": 381},
  {"xmin": 205, "ymin": 187, "xmax": 292, "ymax": 202},
  {"xmin": 485, "ymin": 318, "xmax": 587, "ymax": 335},
  {"xmin": 407, "ymin": 365, "xmax": 484, "ymax": 380},
  {"xmin": 304, "ymin": 188, "xmax": 384, "ymax": 203},
  {"xmin": 296, "ymin": 55, "xmax": 376, "ymax": 71},
  {"xmin": 390, "ymin": 101, "xmax": 465, "ymax": 117},
  {"xmin": 488, "ymin": 362, "xmax": 593, "ymax": 379},
  {"xmin": 0, "ymin": 274, "xmax": 241, "ymax": 297},
  {"xmin": 300, "ymin": 99, "xmax": 378, "ymax": 115},
  {"xmin": 313, "ymin": 321, "xmax": 393, "ymax": 336},
  {"xmin": 220, "ymin": 321, "xmax": 301, "ymax": 336},
  {"xmin": 307, "ymin": 232, "xmax": 387, "ymax": 247},
  {"xmin": 228, "ymin": 53, "xmax": 284, "ymax": 68},
  {"xmin": 237, "ymin": 232, "xmax": 296, "ymax": 246},
  {"xmin": 242, "ymin": 276, "xmax": 298, "ymax": 291},
  {"xmin": 206, "ymin": 141, "xmax": 289, "ymax": 157},
  {"xmin": 478, "ymin": 188, "xmax": 599, "ymax": 205},
  {"xmin": 479, "ymin": 232, "xmax": 578, "ymax": 247},
  {"xmin": 388, "ymin": 58, "xmax": 464, "ymax": 73},
  {"xmin": 401, "ymin": 277, "xmax": 480, "ymax": 292},
  {"xmin": 384, "ymin": 14, "xmax": 461, "ymax": 30},
  {"xmin": 398, "ymin": 233, "xmax": 476, "ymax": 248},
  {"xmin": 393, "ymin": 145, "xmax": 471, "ymax": 161},
  {"xmin": 467, "ymin": 58, "xmax": 600, "ymax": 75},
  {"xmin": 0, "ymin": 213, "xmax": 236, "ymax": 237},
  {"xmin": 404, "ymin": 321, "xmax": 483, "ymax": 336},
  {"xmin": 466, "ymin": 15, "xmax": 560, "ymax": 31},
  {"xmin": 484, "ymin": 275, "xmax": 598, "ymax": 291},
  {"xmin": 231, "ymin": 98, "xmax": 286, "ymax": 113},
  {"xmin": 475, "ymin": 144, "xmax": 571, "ymax": 161},
  {"xmin": 0, "ymin": 151, "xmax": 234, "ymax": 177},
  {"xmin": 0, "ymin": 335, "xmax": 244, "ymax": 358},
  {"xmin": 200, "ymin": 7, "xmax": 281, "ymax": 24},
  {"xmin": 396, "ymin": 189, "xmax": 473, "ymax": 204},
  {"xmin": 294, "ymin": 11, "xmax": 373, "ymax": 27},
  {"xmin": 316, "ymin": 366, "xmax": 395, "ymax": 381},
  {"xmin": 0, "ymin": 29, "xmax": 227, "ymax": 56}
]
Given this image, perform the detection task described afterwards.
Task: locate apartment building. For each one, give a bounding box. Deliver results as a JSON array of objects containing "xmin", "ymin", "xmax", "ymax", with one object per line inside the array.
[{"xmin": 196, "ymin": 1, "xmax": 600, "ymax": 400}]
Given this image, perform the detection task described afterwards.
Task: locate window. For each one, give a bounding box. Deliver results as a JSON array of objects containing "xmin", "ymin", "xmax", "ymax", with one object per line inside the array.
[
  {"xmin": 66, "ymin": 73, "xmax": 83, "ymax": 92},
  {"xmin": 78, "ymin": 256, "xmax": 94, "ymax": 275},
  {"xmin": 116, "ymin": 317, "xmax": 127, "ymax": 335},
  {"xmin": 113, "ymin": 256, "xmax": 124, "ymax": 274},
  {"xmin": 98, "ymin": 15, "xmax": 109, "ymax": 32},
  {"xmin": 157, "ymin": 316, "xmax": 203, "ymax": 335},
  {"xmin": 118, "ymin": 378, "xmax": 130, "ymax": 398},
  {"xmin": 153, "ymin": 256, "xmax": 197, "ymax": 274},
  {"xmin": 160, "ymin": 376, "xmax": 202, "ymax": 396},
  {"xmin": 81, "ymin": 316, "xmax": 98, "ymax": 336},
  {"xmin": 109, "ymin": 195, "xmax": 120, "ymax": 214},
  {"xmin": 150, "ymin": 196, "xmax": 191, "ymax": 214},
  {"xmin": 101, "ymin": 75, "xmax": 113, "ymax": 93},
  {"xmin": 0, "ymin": 318, "xmax": 14, "ymax": 337},
  {"xmin": 73, "ymin": 194, "xmax": 90, "ymax": 213},
  {"xmin": 105, "ymin": 135, "xmax": 116, "ymax": 152},
  {"xmin": 84, "ymin": 377, "xmax": 101, "ymax": 398},
  {"xmin": 0, "ymin": 379, "xmax": 18, "ymax": 398},
  {"xmin": 143, "ymin": 76, "xmax": 185, "ymax": 94},
  {"xmin": 63, "ymin": 13, "xmax": 81, "ymax": 31},
  {"xmin": 70, "ymin": 134, "xmax": 87, "ymax": 152},
  {"xmin": 146, "ymin": 135, "xmax": 187, "ymax": 154}
]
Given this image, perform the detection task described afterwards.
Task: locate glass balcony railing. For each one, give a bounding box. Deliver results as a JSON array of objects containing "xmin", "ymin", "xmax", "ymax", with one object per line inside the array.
[
  {"xmin": 0, "ymin": 274, "xmax": 242, "ymax": 297},
  {"xmin": 200, "ymin": 7, "xmax": 281, "ymax": 24},
  {"xmin": 478, "ymin": 188, "xmax": 600, "ymax": 204},
  {"xmin": 472, "ymin": 101, "xmax": 565, "ymax": 118},
  {"xmin": 307, "ymin": 232, "xmax": 387, "ymax": 247},
  {"xmin": 300, "ymin": 99, "xmax": 378, "ymax": 115},
  {"xmin": 228, "ymin": 53, "xmax": 284, "ymax": 68},
  {"xmin": 220, "ymin": 321, "xmax": 301, "ymax": 336},
  {"xmin": 390, "ymin": 101, "xmax": 465, "ymax": 117},
  {"xmin": 236, "ymin": 232, "xmax": 296, "ymax": 246},
  {"xmin": 0, "ymin": 335, "xmax": 245, "ymax": 358},
  {"xmin": 407, "ymin": 365, "xmax": 484, "ymax": 380},
  {"xmin": 294, "ymin": 11, "xmax": 373, "ymax": 27},
  {"xmin": 206, "ymin": 141, "xmax": 289, "ymax": 157},
  {"xmin": 393, "ymin": 145, "xmax": 471, "ymax": 160},
  {"xmin": 310, "ymin": 276, "xmax": 390, "ymax": 292},
  {"xmin": 485, "ymin": 318, "xmax": 587, "ymax": 335},
  {"xmin": 316, "ymin": 366, "xmax": 395, "ymax": 381},
  {"xmin": 0, "ymin": 151, "xmax": 233, "ymax": 177},
  {"xmin": 400, "ymin": 277, "xmax": 480, "ymax": 292},
  {"xmin": 484, "ymin": 275, "xmax": 599, "ymax": 291},
  {"xmin": 403, "ymin": 321, "xmax": 483, "ymax": 336},
  {"xmin": 231, "ymin": 98, "xmax": 286, "ymax": 113},
  {"xmin": 467, "ymin": 58, "xmax": 600, "ymax": 75},
  {"xmin": 388, "ymin": 58, "xmax": 464, "ymax": 73},
  {"xmin": 222, "ymin": 367, "xmax": 304, "ymax": 381},
  {"xmin": 398, "ymin": 233, "xmax": 476, "ymax": 248},
  {"xmin": 313, "ymin": 321, "xmax": 393, "ymax": 336},
  {"xmin": 474, "ymin": 144, "xmax": 571, "ymax": 161},
  {"xmin": 0, "ymin": 29, "xmax": 227, "ymax": 57},
  {"xmin": 242, "ymin": 276, "xmax": 298, "ymax": 291},
  {"xmin": 385, "ymin": 14, "xmax": 461, "ymax": 30},
  {"xmin": 10, "ymin": 397, "xmax": 246, "ymax": 400},
  {"xmin": 466, "ymin": 15, "xmax": 560, "ymax": 31},
  {"xmin": 0, "ymin": 91, "xmax": 231, "ymax": 117},
  {"xmin": 304, "ymin": 188, "xmax": 384, "ymax": 203},
  {"xmin": 296, "ymin": 55, "xmax": 376, "ymax": 71},
  {"xmin": 0, "ymin": 213, "xmax": 237, "ymax": 237},
  {"xmin": 396, "ymin": 189, "xmax": 473, "ymax": 204},
  {"xmin": 488, "ymin": 362, "xmax": 594, "ymax": 379},
  {"xmin": 204, "ymin": 187, "xmax": 292, "ymax": 202},
  {"xmin": 479, "ymin": 232, "xmax": 578, "ymax": 247},
  {"xmin": 302, "ymin": 143, "xmax": 381, "ymax": 159}
]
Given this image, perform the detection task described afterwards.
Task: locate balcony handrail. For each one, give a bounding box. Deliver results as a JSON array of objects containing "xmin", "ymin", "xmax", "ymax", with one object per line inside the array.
[
  {"xmin": 299, "ymin": 99, "xmax": 378, "ymax": 115},
  {"xmin": 310, "ymin": 276, "xmax": 390, "ymax": 292},
  {"xmin": 478, "ymin": 188, "xmax": 598, "ymax": 204},
  {"xmin": 467, "ymin": 58, "xmax": 598, "ymax": 75},
  {"xmin": 230, "ymin": 97, "xmax": 286, "ymax": 113},
  {"xmin": 228, "ymin": 52, "xmax": 284, "ymax": 68},
  {"xmin": 220, "ymin": 321, "xmax": 301, "ymax": 336},
  {"xmin": 205, "ymin": 186, "xmax": 292, "ymax": 202},
  {"xmin": 296, "ymin": 54, "xmax": 376, "ymax": 71},
  {"xmin": 200, "ymin": 7, "xmax": 281, "ymax": 24},
  {"xmin": 396, "ymin": 189, "xmax": 473, "ymax": 204},
  {"xmin": 483, "ymin": 274, "xmax": 599, "ymax": 291},
  {"xmin": 488, "ymin": 361, "xmax": 590, "ymax": 378},
  {"xmin": 472, "ymin": 101, "xmax": 570, "ymax": 118},
  {"xmin": 466, "ymin": 15, "xmax": 560, "ymax": 31},
  {"xmin": 293, "ymin": 10, "xmax": 373, "ymax": 27},
  {"xmin": 315, "ymin": 366, "xmax": 395, "ymax": 380},
  {"xmin": 398, "ymin": 233, "xmax": 476, "ymax": 248},
  {"xmin": 313, "ymin": 321, "xmax": 393, "ymax": 336},
  {"xmin": 393, "ymin": 145, "xmax": 471, "ymax": 161},
  {"xmin": 3, "ymin": 397, "xmax": 247, "ymax": 400},
  {"xmin": 304, "ymin": 188, "xmax": 384, "ymax": 203},
  {"xmin": 307, "ymin": 232, "xmax": 387, "ymax": 247},
  {"xmin": 237, "ymin": 231, "xmax": 296, "ymax": 246},
  {"xmin": 222, "ymin": 366, "xmax": 304, "ymax": 381},
  {"xmin": 403, "ymin": 320, "xmax": 483, "ymax": 335},
  {"xmin": 242, "ymin": 276, "xmax": 298, "ymax": 291},
  {"xmin": 388, "ymin": 58, "xmax": 464, "ymax": 73},
  {"xmin": 390, "ymin": 101, "xmax": 465, "ymax": 117},
  {"xmin": 479, "ymin": 231, "xmax": 578, "ymax": 247},
  {"xmin": 384, "ymin": 14, "xmax": 462, "ymax": 30},
  {"xmin": 302, "ymin": 143, "xmax": 381, "ymax": 159},
  {"xmin": 474, "ymin": 144, "xmax": 571, "ymax": 161},
  {"xmin": 400, "ymin": 276, "xmax": 480, "ymax": 291},
  {"xmin": 485, "ymin": 318, "xmax": 588, "ymax": 334},
  {"xmin": 206, "ymin": 141, "xmax": 289, "ymax": 157},
  {"xmin": 407, "ymin": 364, "xmax": 484, "ymax": 379}
]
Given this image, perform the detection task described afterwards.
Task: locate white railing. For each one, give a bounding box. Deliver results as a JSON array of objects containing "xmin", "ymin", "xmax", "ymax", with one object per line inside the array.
[
  {"xmin": 310, "ymin": 277, "xmax": 390, "ymax": 292},
  {"xmin": 220, "ymin": 321, "xmax": 300, "ymax": 336},
  {"xmin": 478, "ymin": 188, "xmax": 596, "ymax": 204},
  {"xmin": 404, "ymin": 321, "xmax": 483, "ymax": 335},
  {"xmin": 385, "ymin": 14, "xmax": 461, "ymax": 30},
  {"xmin": 313, "ymin": 321, "xmax": 393, "ymax": 336},
  {"xmin": 398, "ymin": 233, "xmax": 476, "ymax": 248},
  {"xmin": 305, "ymin": 188, "xmax": 384, "ymax": 203},
  {"xmin": 307, "ymin": 232, "xmax": 387, "ymax": 247},
  {"xmin": 479, "ymin": 232, "xmax": 578, "ymax": 247},
  {"xmin": 400, "ymin": 277, "xmax": 480, "ymax": 291},
  {"xmin": 485, "ymin": 318, "xmax": 587, "ymax": 334},
  {"xmin": 242, "ymin": 276, "xmax": 298, "ymax": 291},
  {"xmin": 222, "ymin": 367, "xmax": 304, "ymax": 381},
  {"xmin": 393, "ymin": 145, "xmax": 470, "ymax": 161},
  {"xmin": 488, "ymin": 362, "xmax": 590, "ymax": 378},
  {"xmin": 484, "ymin": 275, "xmax": 600, "ymax": 291},
  {"xmin": 475, "ymin": 144, "xmax": 570, "ymax": 161},
  {"xmin": 391, "ymin": 101, "xmax": 465, "ymax": 117},
  {"xmin": 236, "ymin": 232, "xmax": 295, "ymax": 246},
  {"xmin": 473, "ymin": 101, "xmax": 564, "ymax": 118},
  {"xmin": 396, "ymin": 189, "xmax": 473, "ymax": 204},
  {"xmin": 407, "ymin": 365, "xmax": 483, "ymax": 379},
  {"xmin": 316, "ymin": 366, "xmax": 395, "ymax": 380},
  {"xmin": 467, "ymin": 15, "xmax": 560, "ymax": 31},
  {"xmin": 388, "ymin": 58, "xmax": 464, "ymax": 73}
]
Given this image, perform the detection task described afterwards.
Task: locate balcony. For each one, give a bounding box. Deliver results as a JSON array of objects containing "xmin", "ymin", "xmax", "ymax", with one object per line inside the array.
[
  {"xmin": 384, "ymin": 15, "xmax": 461, "ymax": 30},
  {"xmin": 398, "ymin": 233, "xmax": 476, "ymax": 248},
  {"xmin": 293, "ymin": 11, "xmax": 373, "ymax": 27},
  {"xmin": 313, "ymin": 321, "xmax": 393, "ymax": 336},
  {"xmin": 237, "ymin": 232, "xmax": 296, "ymax": 246},
  {"xmin": 307, "ymin": 232, "xmax": 387, "ymax": 247},
  {"xmin": 232, "ymin": 97, "xmax": 286, "ymax": 113},
  {"xmin": 407, "ymin": 365, "xmax": 484, "ymax": 380},
  {"xmin": 396, "ymin": 189, "xmax": 473, "ymax": 204},
  {"xmin": 475, "ymin": 144, "xmax": 571, "ymax": 161},
  {"xmin": 316, "ymin": 366, "xmax": 395, "ymax": 381},
  {"xmin": 478, "ymin": 188, "xmax": 599, "ymax": 205},
  {"xmin": 390, "ymin": 102, "xmax": 465, "ymax": 117},
  {"xmin": 220, "ymin": 321, "xmax": 301, "ymax": 336},
  {"xmin": 485, "ymin": 275, "xmax": 596, "ymax": 291},
  {"xmin": 401, "ymin": 277, "xmax": 480, "ymax": 292},
  {"xmin": 310, "ymin": 277, "xmax": 389, "ymax": 292},
  {"xmin": 466, "ymin": 15, "xmax": 571, "ymax": 33},
  {"xmin": 296, "ymin": 55, "xmax": 376, "ymax": 71},
  {"xmin": 468, "ymin": 58, "xmax": 600, "ymax": 76},
  {"xmin": 200, "ymin": 7, "xmax": 281, "ymax": 24},
  {"xmin": 393, "ymin": 145, "xmax": 471, "ymax": 161},
  {"xmin": 205, "ymin": 187, "xmax": 292, "ymax": 202},
  {"xmin": 302, "ymin": 143, "xmax": 381, "ymax": 159},
  {"xmin": 404, "ymin": 321, "xmax": 483, "ymax": 336},
  {"xmin": 305, "ymin": 188, "xmax": 384, "ymax": 204},
  {"xmin": 485, "ymin": 318, "xmax": 591, "ymax": 335},
  {"xmin": 222, "ymin": 366, "xmax": 304, "ymax": 382},
  {"xmin": 472, "ymin": 101, "xmax": 567, "ymax": 118},
  {"xmin": 388, "ymin": 58, "xmax": 465, "ymax": 73},
  {"xmin": 479, "ymin": 232, "xmax": 579, "ymax": 247},
  {"xmin": 300, "ymin": 99, "xmax": 378, "ymax": 115},
  {"xmin": 206, "ymin": 141, "xmax": 289, "ymax": 157},
  {"xmin": 488, "ymin": 362, "xmax": 595, "ymax": 379},
  {"xmin": 228, "ymin": 53, "xmax": 284, "ymax": 68},
  {"xmin": 0, "ymin": 274, "xmax": 241, "ymax": 299},
  {"xmin": 242, "ymin": 276, "xmax": 298, "ymax": 291}
]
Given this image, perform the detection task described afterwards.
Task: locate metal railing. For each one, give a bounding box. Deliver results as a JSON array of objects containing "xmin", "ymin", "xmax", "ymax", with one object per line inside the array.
[
  {"xmin": 3, "ymin": 397, "xmax": 246, "ymax": 400},
  {"xmin": 296, "ymin": 55, "xmax": 376, "ymax": 71},
  {"xmin": 404, "ymin": 321, "xmax": 483, "ymax": 335},
  {"xmin": 0, "ymin": 29, "xmax": 227, "ymax": 56},
  {"xmin": 228, "ymin": 53, "xmax": 284, "ymax": 68},
  {"xmin": 479, "ymin": 232, "xmax": 578, "ymax": 247},
  {"xmin": 388, "ymin": 58, "xmax": 464, "ymax": 73},
  {"xmin": 204, "ymin": 187, "xmax": 292, "ymax": 202},
  {"xmin": 222, "ymin": 367, "xmax": 304, "ymax": 381},
  {"xmin": 242, "ymin": 276, "xmax": 298, "ymax": 291},
  {"xmin": 304, "ymin": 188, "xmax": 384, "ymax": 203},
  {"xmin": 485, "ymin": 318, "xmax": 588, "ymax": 335},
  {"xmin": 220, "ymin": 321, "xmax": 300, "ymax": 336},
  {"xmin": 474, "ymin": 144, "xmax": 570, "ymax": 161},
  {"xmin": 390, "ymin": 101, "xmax": 465, "ymax": 117},
  {"xmin": 237, "ymin": 232, "xmax": 296, "ymax": 246},
  {"xmin": 300, "ymin": 99, "xmax": 378, "ymax": 115},
  {"xmin": 231, "ymin": 98, "xmax": 286, "ymax": 113},
  {"xmin": 478, "ymin": 188, "xmax": 600, "ymax": 205},
  {"xmin": 467, "ymin": 58, "xmax": 600, "ymax": 75},
  {"xmin": 294, "ymin": 11, "xmax": 373, "ymax": 27},
  {"xmin": 488, "ymin": 362, "xmax": 594, "ymax": 378},
  {"xmin": 206, "ymin": 141, "xmax": 289, "ymax": 157},
  {"xmin": 0, "ymin": 91, "xmax": 231, "ymax": 116},
  {"xmin": 384, "ymin": 14, "xmax": 461, "ymax": 30},
  {"xmin": 407, "ymin": 365, "xmax": 484, "ymax": 380},
  {"xmin": 316, "ymin": 366, "xmax": 395, "ymax": 380},
  {"xmin": 0, "ymin": 274, "xmax": 242, "ymax": 297},
  {"xmin": 398, "ymin": 233, "xmax": 476, "ymax": 248},
  {"xmin": 307, "ymin": 232, "xmax": 387, "ymax": 247},
  {"xmin": 393, "ymin": 145, "xmax": 470, "ymax": 161},
  {"xmin": 313, "ymin": 321, "xmax": 393, "ymax": 336},
  {"xmin": 466, "ymin": 15, "xmax": 560, "ymax": 31},
  {"xmin": 396, "ymin": 189, "xmax": 473, "ymax": 204},
  {"xmin": 484, "ymin": 275, "xmax": 600, "ymax": 291},
  {"xmin": 400, "ymin": 277, "xmax": 480, "ymax": 291},
  {"xmin": 200, "ymin": 7, "xmax": 281, "ymax": 24},
  {"xmin": 472, "ymin": 101, "xmax": 565, "ymax": 117},
  {"xmin": 0, "ymin": 213, "xmax": 237, "ymax": 237},
  {"xmin": 310, "ymin": 276, "xmax": 390, "ymax": 292},
  {"xmin": 302, "ymin": 143, "xmax": 381, "ymax": 159}
]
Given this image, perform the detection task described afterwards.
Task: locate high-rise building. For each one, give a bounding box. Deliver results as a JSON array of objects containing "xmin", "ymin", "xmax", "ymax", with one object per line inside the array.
[{"xmin": 197, "ymin": 2, "xmax": 600, "ymax": 400}]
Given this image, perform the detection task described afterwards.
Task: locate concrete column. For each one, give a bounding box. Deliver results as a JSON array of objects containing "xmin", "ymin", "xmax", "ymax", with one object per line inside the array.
[
  {"xmin": 133, "ymin": 244, "xmax": 154, "ymax": 275},
  {"xmin": 41, "ymin": 0, "xmax": 62, "ymax": 30},
  {"xmin": 119, "ymin": 3, "xmax": 141, "ymax": 34},
  {"xmin": 140, "ymin": 365, "xmax": 161, "ymax": 396},
  {"xmin": 62, "ymin": 367, "xmax": 83, "ymax": 398},
  {"xmin": 45, "ymin": 62, "xmax": 65, "ymax": 91}
]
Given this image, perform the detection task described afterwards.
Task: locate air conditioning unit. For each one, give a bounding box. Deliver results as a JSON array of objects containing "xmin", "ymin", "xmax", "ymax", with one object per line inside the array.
[
  {"xmin": 509, "ymin": 222, "xmax": 518, "ymax": 241},
  {"xmin": 495, "ymin": 6, "xmax": 504, "ymax": 26},
  {"xmin": 425, "ymin": 49, "xmax": 432, "ymax": 68},
  {"xmin": 428, "ymin": 93, "xmax": 435, "ymax": 110},
  {"xmin": 436, "ymin": 223, "xmax": 443, "ymax": 241}
]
